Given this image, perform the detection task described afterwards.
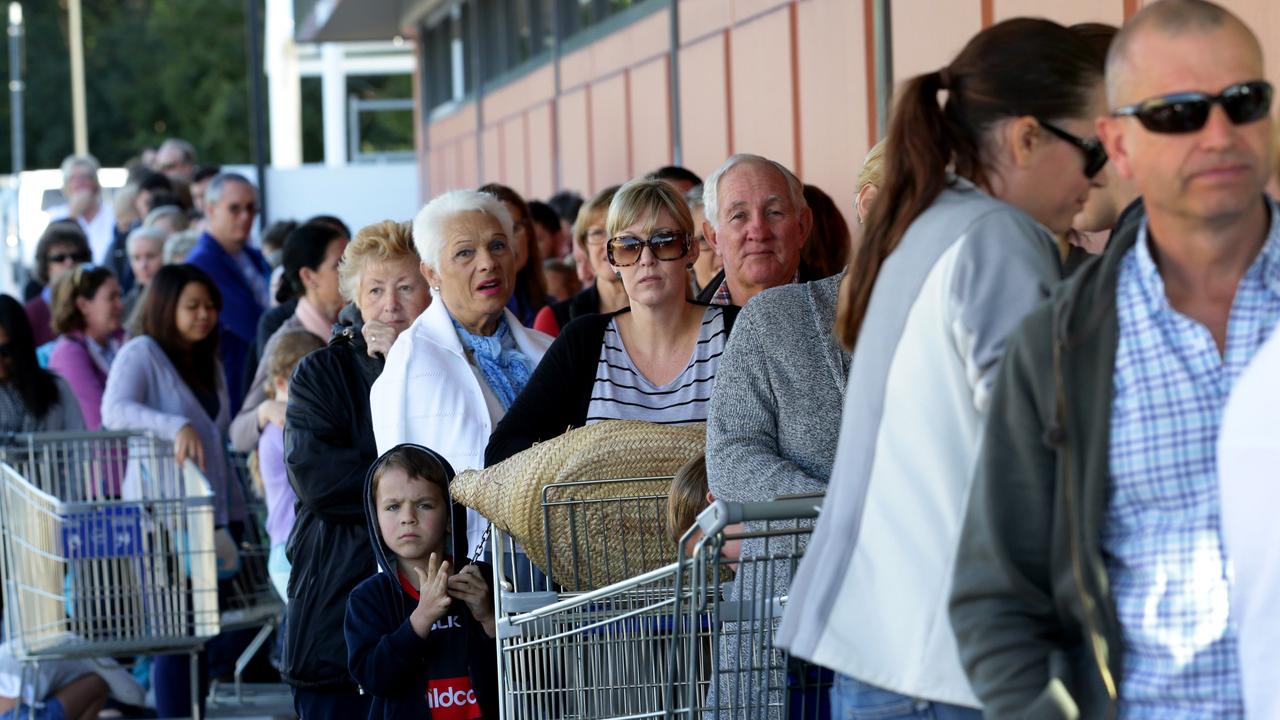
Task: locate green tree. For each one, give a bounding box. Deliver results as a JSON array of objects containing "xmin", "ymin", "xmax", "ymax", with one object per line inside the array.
[{"xmin": 0, "ymin": 0, "xmax": 260, "ymax": 171}]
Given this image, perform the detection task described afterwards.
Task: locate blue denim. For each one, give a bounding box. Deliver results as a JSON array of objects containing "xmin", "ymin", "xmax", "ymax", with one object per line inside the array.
[{"xmin": 829, "ymin": 674, "xmax": 982, "ymax": 720}]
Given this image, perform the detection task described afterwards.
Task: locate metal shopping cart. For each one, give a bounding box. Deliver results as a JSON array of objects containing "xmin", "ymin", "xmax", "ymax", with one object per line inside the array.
[
  {"xmin": 667, "ymin": 495, "xmax": 827, "ymax": 720},
  {"xmin": 0, "ymin": 431, "xmax": 220, "ymax": 720},
  {"xmin": 490, "ymin": 490, "xmax": 825, "ymax": 720},
  {"xmin": 489, "ymin": 475, "xmax": 676, "ymax": 718},
  {"xmin": 206, "ymin": 448, "xmax": 291, "ymax": 714}
]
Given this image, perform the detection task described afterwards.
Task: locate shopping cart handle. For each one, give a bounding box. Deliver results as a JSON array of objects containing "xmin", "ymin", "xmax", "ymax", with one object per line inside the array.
[{"xmin": 695, "ymin": 496, "xmax": 823, "ymax": 535}]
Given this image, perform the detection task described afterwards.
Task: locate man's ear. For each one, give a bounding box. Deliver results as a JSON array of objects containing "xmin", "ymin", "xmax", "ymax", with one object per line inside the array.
[
  {"xmin": 703, "ymin": 220, "xmax": 720, "ymax": 254},
  {"xmin": 1097, "ymin": 115, "xmax": 1136, "ymax": 182}
]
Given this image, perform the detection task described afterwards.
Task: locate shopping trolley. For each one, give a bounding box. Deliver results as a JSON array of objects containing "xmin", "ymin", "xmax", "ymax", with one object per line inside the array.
[
  {"xmin": 0, "ymin": 431, "xmax": 220, "ymax": 720},
  {"xmin": 206, "ymin": 448, "xmax": 290, "ymax": 712},
  {"xmin": 489, "ymin": 476, "xmax": 676, "ymax": 718},
  {"xmin": 667, "ymin": 495, "xmax": 827, "ymax": 720}
]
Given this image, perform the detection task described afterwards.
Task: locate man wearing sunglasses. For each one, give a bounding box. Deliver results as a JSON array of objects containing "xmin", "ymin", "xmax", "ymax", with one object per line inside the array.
[{"xmin": 950, "ymin": 1, "xmax": 1276, "ymax": 717}]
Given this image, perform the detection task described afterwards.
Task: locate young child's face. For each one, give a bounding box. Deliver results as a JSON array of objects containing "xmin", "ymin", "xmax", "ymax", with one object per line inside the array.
[{"xmin": 375, "ymin": 468, "xmax": 449, "ymax": 561}]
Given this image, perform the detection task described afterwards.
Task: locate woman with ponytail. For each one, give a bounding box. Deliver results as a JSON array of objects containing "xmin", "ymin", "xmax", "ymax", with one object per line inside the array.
[{"xmin": 778, "ymin": 18, "xmax": 1108, "ymax": 717}]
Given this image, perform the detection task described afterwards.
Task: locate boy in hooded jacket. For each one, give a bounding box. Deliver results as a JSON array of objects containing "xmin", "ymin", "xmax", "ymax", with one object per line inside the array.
[{"xmin": 345, "ymin": 443, "xmax": 499, "ymax": 719}]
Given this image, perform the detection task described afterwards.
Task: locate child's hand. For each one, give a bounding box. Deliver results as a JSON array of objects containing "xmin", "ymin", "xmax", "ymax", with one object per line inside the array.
[
  {"xmin": 408, "ymin": 553, "xmax": 452, "ymax": 638},
  {"xmin": 448, "ymin": 564, "xmax": 496, "ymax": 638}
]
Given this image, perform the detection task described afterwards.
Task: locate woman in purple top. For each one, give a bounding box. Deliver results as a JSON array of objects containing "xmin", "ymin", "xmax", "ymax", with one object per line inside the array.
[
  {"xmin": 256, "ymin": 329, "xmax": 324, "ymax": 601},
  {"xmin": 47, "ymin": 264, "xmax": 125, "ymax": 430}
]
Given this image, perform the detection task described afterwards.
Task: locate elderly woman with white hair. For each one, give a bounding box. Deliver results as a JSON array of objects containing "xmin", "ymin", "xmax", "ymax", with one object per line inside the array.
[{"xmin": 370, "ymin": 189, "xmax": 553, "ymax": 562}]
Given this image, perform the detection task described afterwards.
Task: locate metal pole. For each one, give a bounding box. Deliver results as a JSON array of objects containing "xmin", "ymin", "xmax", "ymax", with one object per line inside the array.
[
  {"xmin": 245, "ymin": 0, "xmax": 269, "ymax": 228},
  {"xmin": 67, "ymin": 0, "xmax": 87, "ymax": 155},
  {"xmin": 667, "ymin": 0, "xmax": 681, "ymax": 166},
  {"xmin": 872, "ymin": 0, "xmax": 893, "ymax": 140},
  {"xmin": 8, "ymin": 2, "xmax": 23, "ymax": 175}
]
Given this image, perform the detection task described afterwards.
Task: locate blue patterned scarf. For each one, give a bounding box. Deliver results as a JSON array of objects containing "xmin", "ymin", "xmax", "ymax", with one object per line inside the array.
[{"xmin": 451, "ymin": 315, "xmax": 532, "ymax": 410}]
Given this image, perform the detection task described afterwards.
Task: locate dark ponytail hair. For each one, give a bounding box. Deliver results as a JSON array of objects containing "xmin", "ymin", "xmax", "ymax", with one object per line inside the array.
[
  {"xmin": 0, "ymin": 294, "xmax": 60, "ymax": 420},
  {"xmin": 278, "ymin": 222, "xmax": 346, "ymax": 304},
  {"xmin": 836, "ymin": 18, "xmax": 1105, "ymax": 350}
]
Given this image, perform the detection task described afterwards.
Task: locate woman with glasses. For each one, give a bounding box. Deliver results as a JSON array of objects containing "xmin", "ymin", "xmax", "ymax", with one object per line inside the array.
[
  {"xmin": 0, "ymin": 295, "xmax": 85, "ymax": 433},
  {"xmin": 777, "ymin": 18, "xmax": 1107, "ymax": 718},
  {"xmin": 46, "ymin": 264, "xmax": 125, "ymax": 430},
  {"xmin": 23, "ymin": 221, "xmax": 93, "ymax": 347},
  {"xmin": 532, "ymin": 185, "xmax": 628, "ymax": 338},
  {"xmin": 479, "ymin": 183, "xmax": 547, "ymax": 327},
  {"xmin": 486, "ymin": 178, "xmax": 739, "ymax": 465}
]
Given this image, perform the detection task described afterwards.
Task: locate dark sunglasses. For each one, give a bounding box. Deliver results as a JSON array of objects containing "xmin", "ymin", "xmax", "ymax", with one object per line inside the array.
[
  {"xmin": 49, "ymin": 251, "xmax": 90, "ymax": 264},
  {"xmin": 607, "ymin": 231, "xmax": 690, "ymax": 267},
  {"xmin": 1037, "ymin": 120, "xmax": 1109, "ymax": 179},
  {"xmin": 1112, "ymin": 80, "xmax": 1273, "ymax": 134}
]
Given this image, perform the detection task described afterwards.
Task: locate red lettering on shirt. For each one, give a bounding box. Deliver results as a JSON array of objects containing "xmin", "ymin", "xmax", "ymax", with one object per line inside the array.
[{"xmin": 426, "ymin": 676, "xmax": 481, "ymax": 719}]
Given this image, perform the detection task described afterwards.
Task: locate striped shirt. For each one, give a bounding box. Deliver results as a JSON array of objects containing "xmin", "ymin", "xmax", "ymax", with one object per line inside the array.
[
  {"xmin": 586, "ymin": 305, "xmax": 728, "ymax": 425},
  {"xmin": 1104, "ymin": 206, "xmax": 1280, "ymax": 717}
]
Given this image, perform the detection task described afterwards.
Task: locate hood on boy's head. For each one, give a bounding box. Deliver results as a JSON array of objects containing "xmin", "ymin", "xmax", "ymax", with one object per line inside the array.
[{"xmin": 363, "ymin": 443, "xmax": 469, "ymax": 578}]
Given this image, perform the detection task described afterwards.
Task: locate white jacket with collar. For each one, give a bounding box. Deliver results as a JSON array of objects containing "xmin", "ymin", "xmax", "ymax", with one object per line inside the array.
[{"xmin": 370, "ymin": 298, "xmax": 553, "ymax": 556}]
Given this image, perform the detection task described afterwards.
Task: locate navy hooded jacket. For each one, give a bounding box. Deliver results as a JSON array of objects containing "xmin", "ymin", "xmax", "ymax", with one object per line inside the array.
[{"xmin": 344, "ymin": 443, "xmax": 499, "ymax": 720}]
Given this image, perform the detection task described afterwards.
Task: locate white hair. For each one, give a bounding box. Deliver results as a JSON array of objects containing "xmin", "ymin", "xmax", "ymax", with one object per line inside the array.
[
  {"xmin": 60, "ymin": 154, "xmax": 100, "ymax": 185},
  {"xmin": 163, "ymin": 229, "xmax": 201, "ymax": 264},
  {"xmin": 204, "ymin": 173, "xmax": 256, "ymax": 208},
  {"xmin": 126, "ymin": 225, "xmax": 167, "ymax": 254},
  {"xmin": 702, "ymin": 154, "xmax": 807, "ymax": 231},
  {"xmin": 158, "ymin": 137, "xmax": 197, "ymax": 164},
  {"xmin": 412, "ymin": 189, "xmax": 514, "ymax": 271}
]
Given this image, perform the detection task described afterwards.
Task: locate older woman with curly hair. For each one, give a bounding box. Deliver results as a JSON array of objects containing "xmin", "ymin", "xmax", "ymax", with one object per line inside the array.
[{"xmin": 282, "ymin": 220, "xmax": 431, "ymax": 720}]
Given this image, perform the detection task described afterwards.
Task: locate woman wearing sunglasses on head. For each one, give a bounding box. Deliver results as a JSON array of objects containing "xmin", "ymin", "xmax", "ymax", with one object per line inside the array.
[
  {"xmin": 485, "ymin": 178, "xmax": 739, "ymax": 465},
  {"xmin": 46, "ymin": 264, "xmax": 125, "ymax": 430},
  {"xmin": 23, "ymin": 222, "xmax": 93, "ymax": 347},
  {"xmin": 777, "ymin": 17, "xmax": 1109, "ymax": 718}
]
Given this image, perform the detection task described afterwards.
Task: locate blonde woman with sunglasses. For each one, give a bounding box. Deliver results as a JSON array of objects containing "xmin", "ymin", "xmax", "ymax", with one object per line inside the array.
[{"xmin": 486, "ymin": 178, "xmax": 739, "ymax": 466}]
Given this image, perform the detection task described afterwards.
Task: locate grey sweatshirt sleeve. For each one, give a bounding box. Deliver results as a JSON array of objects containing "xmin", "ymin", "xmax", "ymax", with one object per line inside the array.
[
  {"xmin": 949, "ymin": 209, "xmax": 1060, "ymax": 415},
  {"xmin": 100, "ymin": 341, "xmax": 191, "ymax": 441},
  {"xmin": 706, "ymin": 300, "xmax": 827, "ymax": 501},
  {"xmin": 51, "ymin": 376, "xmax": 86, "ymax": 431},
  {"xmin": 229, "ymin": 335, "xmax": 275, "ymax": 452}
]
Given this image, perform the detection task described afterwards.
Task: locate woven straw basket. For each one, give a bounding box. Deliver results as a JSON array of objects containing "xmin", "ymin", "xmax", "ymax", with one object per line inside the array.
[{"xmin": 451, "ymin": 420, "xmax": 706, "ymax": 590}]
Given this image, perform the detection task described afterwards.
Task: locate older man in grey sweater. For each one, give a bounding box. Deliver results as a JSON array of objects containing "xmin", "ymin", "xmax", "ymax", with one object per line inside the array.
[{"xmin": 704, "ymin": 269, "xmax": 850, "ymax": 717}]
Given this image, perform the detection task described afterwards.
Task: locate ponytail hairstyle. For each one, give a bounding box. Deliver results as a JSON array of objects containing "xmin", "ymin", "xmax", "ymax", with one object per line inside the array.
[{"xmin": 836, "ymin": 18, "xmax": 1105, "ymax": 350}]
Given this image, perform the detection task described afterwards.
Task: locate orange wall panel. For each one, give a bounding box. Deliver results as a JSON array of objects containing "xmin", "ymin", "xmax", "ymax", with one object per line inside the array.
[
  {"xmin": 678, "ymin": 33, "xmax": 731, "ymax": 180},
  {"xmin": 483, "ymin": 65, "xmax": 556, "ymax": 124},
  {"xmin": 892, "ymin": 0, "xmax": 981, "ymax": 84},
  {"xmin": 679, "ymin": 0, "xmax": 732, "ymax": 44},
  {"xmin": 501, "ymin": 117, "xmax": 529, "ymax": 192},
  {"xmin": 558, "ymin": 88, "xmax": 592, "ymax": 194},
  {"xmin": 629, "ymin": 57, "xmax": 672, "ymax": 176},
  {"xmin": 590, "ymin": 73, "xmax": 632, "ymax": 192},
  {"xmin": 993, "ymin": 0, "xmax": 1124, "ymax": 24},
  {"xmin": 591, "ymin": 10, "xmax": 671, "ymax": 82},
  {"xmin": 733, "ymin": 0, "xmax": 790, "ymax": 22},
  {"xmin": 481, "ymin": 126, "xmax": 502, "ymax": 185},
  {"xmin": 429, "ymin": 104, "xmax": 478, "ymax": 147},
  {"xmin": 797, "ymin": 0, "xmax": 869, "ymax": 231},
  {"xmin": 527, "ymin": 103, "xmax": 556, "ymax": 200},
  {"xmin": 459, "ymin": 135, "xmax": 479, "ymax": 190},
  {"xmin": 729, "ymin": 8, "xmax": 796, "ymax": 170}
]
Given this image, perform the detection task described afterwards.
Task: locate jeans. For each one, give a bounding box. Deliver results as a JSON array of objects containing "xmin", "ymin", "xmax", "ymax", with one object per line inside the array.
[{"xmin": 829, "ymin": 674, "xmax": 982, "ymax": 720}]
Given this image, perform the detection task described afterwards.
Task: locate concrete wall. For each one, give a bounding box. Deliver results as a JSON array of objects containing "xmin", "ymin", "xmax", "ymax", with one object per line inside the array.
[{"xmin": 417, "ymin": 0, "xmax": 1280, "ymax": 228}]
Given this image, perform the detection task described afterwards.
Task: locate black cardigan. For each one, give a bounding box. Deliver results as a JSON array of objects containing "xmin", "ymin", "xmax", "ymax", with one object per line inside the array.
[{"xmin": 484, "ymin": 303, "xmax": 739, "ymax": 466}]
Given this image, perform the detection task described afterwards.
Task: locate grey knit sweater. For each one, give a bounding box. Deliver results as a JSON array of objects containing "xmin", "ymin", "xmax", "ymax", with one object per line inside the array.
[
  {"xmin": 706, "ymin": 271, "xmax": 849, "ymax": 501},
  {"xmin": 703, "ymin": 271, "xmax": 849, "ymax": 718}
]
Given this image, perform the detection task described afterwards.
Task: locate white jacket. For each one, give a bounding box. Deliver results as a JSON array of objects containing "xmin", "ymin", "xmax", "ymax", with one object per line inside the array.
[
  {"xmin": 370, "ymin": 298, "xmax": 553, "ymax": 558},
  {"xmin": 1220, "ymin": 326, "xmax": 1280, "ymax": 720}
]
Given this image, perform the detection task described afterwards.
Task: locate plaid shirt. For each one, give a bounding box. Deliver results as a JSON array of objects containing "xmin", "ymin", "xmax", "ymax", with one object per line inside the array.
[{"xmin": 1104, "ymin": 205, "xmax": 1280, "ymax": 718}]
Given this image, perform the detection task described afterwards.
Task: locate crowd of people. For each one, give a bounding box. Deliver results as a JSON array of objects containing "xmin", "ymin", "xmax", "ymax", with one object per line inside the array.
[{"xmin": 2, "ymin": 0, "xmax": 1280, "ymax": 717}]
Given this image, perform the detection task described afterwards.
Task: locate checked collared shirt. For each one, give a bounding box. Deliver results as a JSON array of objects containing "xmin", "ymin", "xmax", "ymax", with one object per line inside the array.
[{"xmin": 1103, "ymin": 202, "xmax": 1280, "ymax": 718}]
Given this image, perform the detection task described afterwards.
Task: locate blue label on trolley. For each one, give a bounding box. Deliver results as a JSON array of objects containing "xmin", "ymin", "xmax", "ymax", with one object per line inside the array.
[{"xmin": 62, "ymin": 506, "xmax": 144, "ymax": 559}]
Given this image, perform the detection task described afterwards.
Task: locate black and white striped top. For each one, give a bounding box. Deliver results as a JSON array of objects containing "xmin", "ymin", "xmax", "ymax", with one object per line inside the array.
[{"xmin": 586, "ymin": 305, "xmax": 728, "ymax": 425}]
